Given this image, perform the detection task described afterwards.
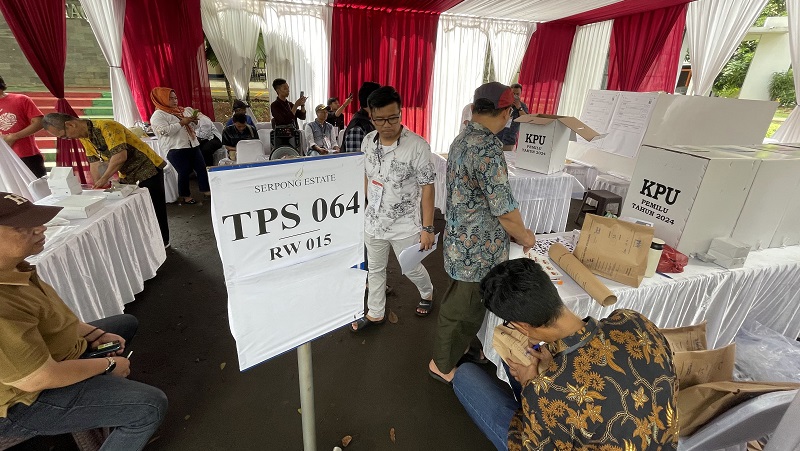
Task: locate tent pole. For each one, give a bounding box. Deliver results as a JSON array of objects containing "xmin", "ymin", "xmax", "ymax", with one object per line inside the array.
[{"xmin": 297, "ymin": 342, "xmax": 317, "ymax": 450}]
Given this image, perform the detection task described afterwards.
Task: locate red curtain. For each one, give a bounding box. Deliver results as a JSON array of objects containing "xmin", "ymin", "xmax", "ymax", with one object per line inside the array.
[
  {"xmin": 121, "ymin": 0, "xmax": 213, "ymax": 122},
  {"xmin": 637, "ymin": 9, "xmax": 686, "ymax": 93},
  {"xmin": 0, "ymin": 0, "xmax": 91, "ymax": 183},
  {"xmin": 606, "ymin": 4, "xmax": 687, "ymax": 92},
  {"xmin": 330, "ymin": 2, "xmax": 460, "ymax": 139},
  {"xmin": 332, "ymin": 0, "xmax": 463, "ymax": 11},
  {"xmin": 563, "ymin": 0, "xmax": 692, "ymax": 25},
  {"xmin": 518, "ymin": 22, "xmax": 577, "ymax": 115}
]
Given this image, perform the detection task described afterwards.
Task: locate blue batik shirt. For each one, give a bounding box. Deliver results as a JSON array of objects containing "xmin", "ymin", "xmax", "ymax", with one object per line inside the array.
[{"xmin": 444, "ymin": 121, "xmax": 519, "ymax": 282}]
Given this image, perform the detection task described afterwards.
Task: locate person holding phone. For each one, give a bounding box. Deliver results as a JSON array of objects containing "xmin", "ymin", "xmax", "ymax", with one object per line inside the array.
[
  {"xmin": 325, "ymin": 93, "xmax": 353, "ymax": 130},
  {"xmin": 0, "ymin": 192, "xmax": 167, "ymax": 450},
  {"xmin": 270, "ymin": 78, "xmax": 306, "ymax": 129}
]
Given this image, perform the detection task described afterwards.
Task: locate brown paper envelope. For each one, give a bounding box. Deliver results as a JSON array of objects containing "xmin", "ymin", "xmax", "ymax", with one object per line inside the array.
[
  {"xmin": 673, "ymin": 343, "xmax": 736, "ymax": 390},
  {"xmin": 573, "ymin": 214, "xmax": 654, "ymax": 288},
  {"xmin": 660, "ymin": 322, "xmax": 708, "ymax": 352},
  {"xmin": 678, "ymin": 380, "xmax": 800, "ymax": 436}
]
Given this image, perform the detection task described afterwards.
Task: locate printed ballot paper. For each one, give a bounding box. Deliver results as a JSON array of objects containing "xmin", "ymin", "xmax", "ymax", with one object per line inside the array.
[{"xmin": 397, "ymin": 233, "xmax": 439, "ymax": 275}]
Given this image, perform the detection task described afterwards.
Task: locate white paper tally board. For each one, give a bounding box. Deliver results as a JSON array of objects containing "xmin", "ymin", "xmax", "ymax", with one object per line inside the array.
[{"xmin": 209, "ymin": 154, "xmax": 366, "ymax": 370}]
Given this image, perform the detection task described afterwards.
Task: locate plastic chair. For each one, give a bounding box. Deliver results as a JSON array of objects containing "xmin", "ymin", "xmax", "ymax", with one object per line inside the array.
[
  {"xmin": 213, "ymin": 122, "xmax": 223, "ymax": 135},
  {"xmin": 763, "ymin": 390, "xmax": 800, "ymax": 451},
  {"xmin": 576, "ymin": 189, "xmax": 622, "ymax": 226},
  {"xmin": 257, "ymin": 129, "xmax": 272, "ymax": 156},
  {"xmin": 26, "ymin": 177, "xmax": 52, "ymax": 201},
  {"xmin": 337, "ymin": 129, "xmax": 345, "ymax": 147},
  {"xmin": 678, "ymin": 390, "xmax": 799, "ymax": 451},
  {"xmin": 270, "ymin": 146, "xmax": 300, "ymax": 160},
  {"xmin": 235, "ymin": 140, "xmax": 265, "ymax": 164}
]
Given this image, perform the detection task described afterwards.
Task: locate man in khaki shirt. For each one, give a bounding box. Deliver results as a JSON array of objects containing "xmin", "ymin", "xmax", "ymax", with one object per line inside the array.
[{"xmin": 0, "ymin": 192, "xmax": 167, "ymax": 450}]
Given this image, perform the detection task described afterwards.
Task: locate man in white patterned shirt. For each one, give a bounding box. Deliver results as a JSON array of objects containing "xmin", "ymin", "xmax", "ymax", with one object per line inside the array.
[{"xmin": 351, "ymin": 86, "xmax": 437, "ymax": 332}]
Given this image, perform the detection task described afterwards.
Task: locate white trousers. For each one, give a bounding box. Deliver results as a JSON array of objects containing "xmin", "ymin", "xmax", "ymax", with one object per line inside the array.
[{"xmin": 365, "ymin": 232, "xmax": 434, "ymax": 319}]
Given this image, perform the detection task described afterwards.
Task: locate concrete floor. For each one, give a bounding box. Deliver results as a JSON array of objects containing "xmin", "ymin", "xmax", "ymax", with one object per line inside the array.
[{"xmin": 11, "ymin": 186, "xmax": 582, "ymax": 451}]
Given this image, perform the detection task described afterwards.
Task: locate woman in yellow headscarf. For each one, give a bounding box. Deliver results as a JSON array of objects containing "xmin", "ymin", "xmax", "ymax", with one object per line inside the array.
[{"xmin": 149, "ymin": 88, "xmax": 210, "ymax": 204}]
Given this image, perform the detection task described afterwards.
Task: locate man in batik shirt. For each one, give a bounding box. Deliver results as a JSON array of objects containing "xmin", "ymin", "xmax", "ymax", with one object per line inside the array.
[
  {"xmin": 453, "ymin": 258, "xmax": 679, "ymax": 450},
  {"xmin": 428, "ymin": 82, "xmax": 535, "ymax": 384}
]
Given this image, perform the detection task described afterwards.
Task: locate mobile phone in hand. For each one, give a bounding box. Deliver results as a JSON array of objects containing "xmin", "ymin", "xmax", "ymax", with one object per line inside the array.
[
  {"xmin": 300, "ymin": 91, "xmax": 305, "ymax": 98},
  {"xmin": 84, "ymin": 341, "xmax": 121, "ymax": 358}
]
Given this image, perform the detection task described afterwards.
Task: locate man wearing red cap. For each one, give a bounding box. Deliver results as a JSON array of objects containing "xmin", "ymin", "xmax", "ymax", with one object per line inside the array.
[
  {"xmin": 429, "ymin": 82, "xmax": 536, "ymax": 384},
  {"xmin": 0, "ymin": 192, "xmax": 167, "ymax": 450}
]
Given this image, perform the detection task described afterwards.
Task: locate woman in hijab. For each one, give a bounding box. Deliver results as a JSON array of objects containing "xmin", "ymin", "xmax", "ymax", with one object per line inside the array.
[{"xmin": 149, "ymin": 88, "xmax": 210, "ymax": 204}]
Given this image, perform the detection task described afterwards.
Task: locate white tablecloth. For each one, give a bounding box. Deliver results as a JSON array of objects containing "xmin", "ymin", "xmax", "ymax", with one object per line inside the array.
[
  {"xmin": 564, "ymin": 162, "xmax": 598, "ymax": 199},
  {"xmin": 142, "ymin": 137, "xmax": 179, "ymax": 203},
  {"xmin": 0, "ymin": 139, "xmax": 36, "ymax": 199},
  {"xmin": 479, "ymin": 234, "xmax": 800, "ymax": 384},
  {"xmin": 591, "ymin": 173, "xmax": 631, "ymax": 200},
  {"xmin": 29, "ymin": 189, "xmax": 167, "ymax": 322},
  {"xmin": 431, "ymin": 153, "xmax": 579, "ymax": 234}
]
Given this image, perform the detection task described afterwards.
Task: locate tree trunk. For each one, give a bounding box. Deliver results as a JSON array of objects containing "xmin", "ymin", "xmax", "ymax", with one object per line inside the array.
[{"xmin": 225, "ymin": 78, "xmax": 233, "ymax": 105}]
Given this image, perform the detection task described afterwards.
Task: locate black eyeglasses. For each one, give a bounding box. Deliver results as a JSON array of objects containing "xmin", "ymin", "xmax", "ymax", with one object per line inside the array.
[{"xmin": 372, "ymin": 115, "xmax": 401, "ymax": 126}]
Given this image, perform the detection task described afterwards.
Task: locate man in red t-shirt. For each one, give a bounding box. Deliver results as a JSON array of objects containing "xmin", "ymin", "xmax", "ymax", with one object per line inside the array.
[{"xmin": 0, "ymin": 75, "xmax": 46, "ymax": 178}]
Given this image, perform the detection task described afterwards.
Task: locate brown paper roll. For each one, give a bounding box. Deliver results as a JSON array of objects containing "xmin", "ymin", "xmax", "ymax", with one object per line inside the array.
[{"xmin": 548, "ymin": 243, "xmax": 617, "ymax": 306}]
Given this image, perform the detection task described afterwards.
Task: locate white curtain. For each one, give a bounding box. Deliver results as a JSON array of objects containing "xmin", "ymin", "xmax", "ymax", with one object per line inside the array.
[
  {"xmin": 773, "ymin": 1, "xmax": 800, "ymax": 142},
  {"xmin": 261, "ymin": 3, "xmax": 331, "ymax": 116},
  {"xmin": 444, "ymin": 0, "xmax": 619, "ymax": 23},
  {"xmin": 430, "ymin": 15, "xmax": 489, "ymax": 154},
  {"xmin": 79, "ymin": 0, "xmax": 140, "ymax": 126},
  {"xmin": 557, "ymin": 20, "xmax": 613, "ymax": 117},
  {"xmin": 686, "ymin": 0, "xmax": 769, "ymax": 96},
  {"xmin": 488, "ymin": 20, "xmax": 536, "ymax": 85},
  {"xmin": 201, "ymin": 0, "xmax": 262, "ymax": 101}
]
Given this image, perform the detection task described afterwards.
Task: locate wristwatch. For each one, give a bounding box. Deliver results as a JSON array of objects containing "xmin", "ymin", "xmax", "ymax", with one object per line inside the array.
[
  {"xmin": 421, "ymin": 225, "xmax": 435, "ymax": 234},
  {"xmin": 103, "ymin": 357, "xmax": 116, "ymax": 375}
]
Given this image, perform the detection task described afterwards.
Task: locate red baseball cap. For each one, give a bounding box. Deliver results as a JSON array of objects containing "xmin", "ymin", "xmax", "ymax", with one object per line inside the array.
[
  {"xmin": 474, "ymin": 82, "xmax": 514, "ymax": 109},
  {"xmin": 0, "ymin": 192, "xmax": 62, "ymax": 227}
]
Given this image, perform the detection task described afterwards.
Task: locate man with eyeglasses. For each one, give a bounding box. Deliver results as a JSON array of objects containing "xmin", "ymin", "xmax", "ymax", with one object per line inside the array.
[
  {"xmin": 428, "ymin": 82, "xmax": 536, "ymax": 385},
  {"xmin": 350, "ymin": 86, "xmax": 436, "ymax": 332},
  {"xmin": 453, "ymin": 258, "xmax": 678, "ymax": 450}
]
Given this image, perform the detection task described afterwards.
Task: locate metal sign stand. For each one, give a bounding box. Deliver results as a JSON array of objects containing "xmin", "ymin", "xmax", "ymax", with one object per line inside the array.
[{"xmin": 297, "ymin": 342, "xmax": 316, "ymax": 450}]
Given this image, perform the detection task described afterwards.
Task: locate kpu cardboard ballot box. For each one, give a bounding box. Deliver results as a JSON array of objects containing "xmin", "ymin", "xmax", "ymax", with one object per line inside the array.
[
  {"xmin": 707, "ymin": 145, "xmax": 800, "ymax": 250},
  {"xmin": 622, "ymin": 145, "xmax": 759, "ymax": 256},
  {"xmin": 747, "ymin": 146, "xmax": 800, "ymax": 247},
  {"xmin": 514, "ymin": 115, "xmax": 603, "ymax": 174}
]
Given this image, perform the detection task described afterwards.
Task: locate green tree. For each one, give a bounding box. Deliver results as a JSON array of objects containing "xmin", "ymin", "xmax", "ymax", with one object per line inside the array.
[{"xmin": 711, "ymin": 0, "xmax": 787, "ymax": 96}]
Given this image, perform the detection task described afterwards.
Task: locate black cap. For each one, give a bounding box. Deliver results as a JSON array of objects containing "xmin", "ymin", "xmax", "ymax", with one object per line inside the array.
[
  {"xmin": 232, "ymin": 99, "xmax": 250, "ymax": 109},
  {"xmin": 0, "ymin": 192, "xmax": 62, "ymax": 227}
]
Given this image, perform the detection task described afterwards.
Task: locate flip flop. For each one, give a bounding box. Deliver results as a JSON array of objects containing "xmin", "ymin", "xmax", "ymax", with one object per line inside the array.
[
  {"xmin": 350, "ymin": 316, "xmax": 385, "ymax": 332},
  {"xmin": 182, "ymin": 199, "xmax": 197, "ymax": 205},
  {"xmin": 428, "ymin": 368, "xmax": 453, "ymax": 386},
  {"xmin": 463, "ymin": 346, "xmax": 489, "ymax": 365},
  {"xmin": 416, "ymin": 299, "xmax": 434, "ymax": 317}
]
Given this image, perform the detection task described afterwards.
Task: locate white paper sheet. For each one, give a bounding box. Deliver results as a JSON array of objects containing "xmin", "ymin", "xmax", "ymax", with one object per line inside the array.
[{"xmin": 397, "ymin": 233, "xmax": 439, "ymax": 275}]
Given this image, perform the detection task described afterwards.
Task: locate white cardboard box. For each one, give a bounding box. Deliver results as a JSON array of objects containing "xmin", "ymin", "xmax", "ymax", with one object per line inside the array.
[
  {"xmin": 48, "ymin": 167, "xmax": 82, "ymax": 196},
  {"xmin": 621, "ymin": 145, "xmax": 759, "ymax": 256},
  {"xmin": 37, "ymin": 195, "xmax": 106, "ymax": 220},
  {"xmin": 747, "ymin": 146, "xmax": 800, "ymax": 247},
  {"xmin": 708, "ymin": 145, "xmax": 800, "ymax": 250},
  {"xmin": 514, "ymin": 115, "xmax": 603, "ymax": 174}
]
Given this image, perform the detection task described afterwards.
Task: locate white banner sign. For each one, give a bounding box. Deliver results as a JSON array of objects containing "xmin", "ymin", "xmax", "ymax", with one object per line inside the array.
[{"xmin": 209, "ymin": 154, "xmax": 366, "ymax": 370}]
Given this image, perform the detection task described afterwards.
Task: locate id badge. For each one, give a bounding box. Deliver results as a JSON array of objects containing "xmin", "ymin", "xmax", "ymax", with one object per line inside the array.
[{"xmin": 368, "ymin": 179, "xmax": 384, "ymax": 212}]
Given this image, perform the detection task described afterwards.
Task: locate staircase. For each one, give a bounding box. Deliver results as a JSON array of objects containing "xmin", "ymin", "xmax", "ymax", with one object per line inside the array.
[{"xmin": 24, "ymin": 90, "xmax": 114, "ymax": 169}]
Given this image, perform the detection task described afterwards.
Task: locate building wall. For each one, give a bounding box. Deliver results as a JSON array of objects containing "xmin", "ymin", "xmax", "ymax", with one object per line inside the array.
[{"xmin": 0, "ymin": 1, "xmax": 109, "ymax": 89}]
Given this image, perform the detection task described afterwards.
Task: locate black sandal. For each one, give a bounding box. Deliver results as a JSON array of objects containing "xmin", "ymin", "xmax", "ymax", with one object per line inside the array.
[
  {"xmin": 416, "ymin": 299, "xmax": 434, "ymax": 317},
  {"xmin": 350, "ymin": 316, "xmax": 386, "ymax": 332}
]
